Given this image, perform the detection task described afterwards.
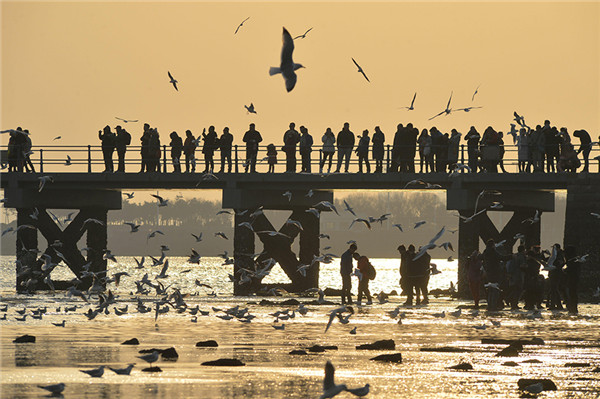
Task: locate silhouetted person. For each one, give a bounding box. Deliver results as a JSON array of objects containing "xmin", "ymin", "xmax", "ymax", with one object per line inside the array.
[
  {"xmin": 335, "ymin": 122, "xmax": 354, "ymax": 173},
  {"xmin": 482, "ymin": 238, "xmax": 511, "ymax": 311},
  {"xmin": 299, "ymin": 125, "xmax": 313, "ymax": 173},
  {"xmin": 320, "ymin": 128, "xmax": 335, "ymax": 173},
  {"xmin": 283, "ymin": 122, "xmax": 300, "ymax": 172},
  {"xmin": 417, "ymin": 129, "xmax": 433, "ymax": 173},
  {"xmin": 558, "ymin": 143, "xmax": 580, "ymax": 173},
  {"xmin": 115, "ymin": 125, "xmax": 131, "ymax": 172},
  {"xmin": 390, "ymin": 123, "xmax": 403, "ymax": 172},
  {"xmin": 23, "ymin": 130, "xmax": 34, "ymax": 173},
  {"xmin": 183, "ymin": 130, "xmax": 196, "ymax": 173},
  {"xmin": 354, "ymin": 252, "xmax": 373, "ymax": 305},
  {"xmin": 340, "ymin": 243, "xmax": 357, "ymax": 304},
  {"xmin": 467, "ymin": 250, "xmax": 483, "ymax": 308},
  {"xmin": 529, "ymin": 125, "xmax": 546, "ymax": 172},
  {"xmin": 545, "ymin": 125, "xmax": 561, "ymax": 173},
  {"xmin": 7, "ymin": 130, "xmax": 23, "ymax": 172},
  {"xmin": 464, "ymin": 126, "xmax": 480, "ymax": 173},
  {"xmin": 517, "ymin": 128, "xmax": 529, "ymax": 173},
  {"xmin": 437, "ymin": 132, "xmax": 449, "ymax": 173},
  {"xmin": 356, "ymin": 129, "xmax": 370, "ymax": 173},
  {"xmin": 140, "ymin": 123, "xmax": 151, "ymax": 173},
  {"xmin": 372, "ymin": 126, "xmax": 385, "ymax": 173},
  {"xmin": 447, "ymin": 129, "xmax": 461, "ymax": 171},
  {"xmin": 406, "ymin": 123, "xmax": 419, "ymax": 172},
  {"xmin": 99, "ymin": 125, "xmax": 116, "ymax": 173},
  {"xmin": 218, "ymin": 127, "xmax": 233, "ymax": 173},
  {"xmin": 202, "ymin": 126, "xmax": 218, "ymax": 173},
  {"xmin": 547, "ymin": 243, "xmax": 566, "ymax": 310},
  {"xmin": 169, "ymin": 131, "xmax": 183, "ymax": 173},
  {"xmin": 498, "ymin": 132, "xmax": 508, "ymax": 173},
  {"xmin": 524, "ymin": 245, "xmax": 544, "ymax": 310},
  {"xmin": 147, "ymin": 128, "xmax": 161, "ymax": 172},
  {"xmin": 564, "ymin": 245, "xmax": 580, "ymax": 314},
  {"xmin": 573, "ymin": 129, "xmax": 592, "ymax": 172},
  {"xmin": 506, "ymin": 245, "xmax": 526, "ymax": 309},
  {"xmin": 266, "ymin": 143, "xmax": 277, "ymax": 173},
  {"xmin": 243, "ymin": 123, "xmax": 262, "ymax": 173},
  {"xmin": 429, "ymin": 127, "xmax": 443, "ymax": 172},
  {"xmin": 414, "ymin": 249, "xmax": 430, "ymax": 305}
]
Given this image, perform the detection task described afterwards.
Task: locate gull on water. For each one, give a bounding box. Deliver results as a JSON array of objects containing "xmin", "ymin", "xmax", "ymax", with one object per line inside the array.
[
  {"xmin": 167, "ymin": 71, "xmax": 178, "ymax": 91},
  {"xmin": 293, "ymin": 27, "xmax": 313, "ymax": 40},
  {"xmin": 234, "ymin": 16, "xmax": 250, "ymax": 34},
  {"xmin": 269, "ymin": 27, "xmax": 304, "ymax": 92}
]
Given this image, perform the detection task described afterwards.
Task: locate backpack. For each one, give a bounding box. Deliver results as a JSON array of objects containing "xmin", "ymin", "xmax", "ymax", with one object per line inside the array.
[{"xmin": 367, "ymin": 262, "xmax": 376, "ymax": 280}]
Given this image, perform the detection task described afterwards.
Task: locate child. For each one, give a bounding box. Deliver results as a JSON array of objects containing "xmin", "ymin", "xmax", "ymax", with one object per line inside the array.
[{"xmin": 267, "ymin": 143, "xmax": 277, "ymax": 173}]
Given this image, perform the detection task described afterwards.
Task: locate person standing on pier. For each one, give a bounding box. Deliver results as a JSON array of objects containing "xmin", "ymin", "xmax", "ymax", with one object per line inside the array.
[
  {"xmin": 320, "ymin": 128, "xmax": 335, "ymax": 173},
  {"xmin": 573, "ymin": 129, "xmax": 592, "ymax": 172},
  {"xmin": 299, "ymin": 125, "xmax": 313, "ymax": 173},
  {"xmin": 516, "ymin": 128, "xmax": 529, "ymax": 173},
  {"xmin": 169, "ymin": 131, "xmax": 183, "ymax": 173},
  {"xmin": 464, "ymin": 126, "xmax": 480, "ymax": 173},
  {"xmin": 23, "ymin": 130, "xmax": 35, "ymax": 173},
  {"xmin": 340, "ymin": 243, "xmax": 357, "ymax": 304},
  {"xmin": 218, "ymin": 127, "xmax": 233, "ymax": 173},
  {"xmin": 266, "ymin": 143, "xmax": 277, "ymax": 173},
  {"xmin": 243, "ymin": 123, "xmax": 262, "ymax": 173},
  {"xmin": 335, "ymin": 122, "xmax": 355, "ymax": 173},
  {"xmin": 418, "ymin": 129, "xmax": 433, "ymax": 173},
  {"xmin": 148, "ymin": 129, "xmax": 161, "ymax": 172},
  {"xmin": 529, "ymin": 125, "xmax": 546, "ymax": 173},
  {"xmin": 372, "ymin": 126, "xmax": 385, "ymax": 173},
  {"xmin": 447, "ymin": 129, "xmax": 462, "ymax": 172},
  {"xmin": 115, "ymin": 126, "xmax": 131, "ymax": 173},
  {"xmin": 140, "ymin": 123, "xmax": 151, "ymax": 173},
  {"xmin": 98, "ymin": 125, "xmax": 116, "ymax": 173},
  {"xmin": 202, "ymin": 126, "xmax": 218, "ymax": 174},
  {"xmin": 406, "ymin": 123, "xmax": 419, "ymax": 172},
  {"xmin": 283, "ymin": 122, "xmax": 300, "ymax": 173},
  {"xmin": 183, "ymin": 130, "xmax": 196, "ymax": 173},
  {"xmin": 356, "ymin": 129, "xmax": 370, "ymax": 173}
]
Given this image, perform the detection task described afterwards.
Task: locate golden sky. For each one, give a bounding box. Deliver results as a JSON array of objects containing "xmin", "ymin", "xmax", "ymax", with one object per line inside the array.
[{"xmin": 1, "ymin": 1, "xmax": 598, "ymax": 147}]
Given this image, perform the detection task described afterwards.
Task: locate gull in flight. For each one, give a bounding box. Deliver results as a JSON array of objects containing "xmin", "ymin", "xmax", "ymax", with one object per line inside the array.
[
  {"xmin": 294, "ymin": 27, "xmax": 313, "ymax": 40},
  {"xmin": 38, "ymin": 383, "xmax": 65, "ymax": 395},
  {"xmin": 283, "ymin": 191, "xmax": 292, "ymax": 201},
  {"xmin": 325, "ymin": 305, "xmax": 352, "ymax": 333},
  {"xmin": 455, "ymin": 106, "xmax": 483, "ymax": 113},
  {"xmin": 215, "ymin": 232, "xmax": 229, "ymax": 240},
  {"xmin": 343, "ymin": 200, "xmax": 356, "ymax": 216},
  {"xmin": 234, "ymin": 16, "xmax": 250, "ymax": 34},
  {"xmin": 350, "ymin": 218, "xmax": 371, "ymax": 230},
  {"xmin": 522, "ymin": 210, "xmax": 540, "ymax": 225},
  {"xmin": 474, "ymin": 189, "xmax": 502, "ymax": 214},
  {"xmin": 191, "ymin": 232, "xmax": 203, "ymax": 242},
  {"xmin": 151, "ymin": 194, "xmax": 169, "ymax": 207},
  {"xmin": 38, "ymin": 176, "xmax": 54, "ymax": 192},
  {"xmin": 401, "ymin": 92, "xmax": 417, "ymax": 110},
  {"xmin": 413, "ymin": 226, "xmax": 446, "ymax": 261},
  {"xmin": 269, "ymin": 27, "xmax": 304, "ymax": 92},
  {"xmin": 147, "ymin": 230, "xmax": 164, "ymax": 240},
  {"xmin": 414, "ymin": 221, "xmax": 426, "ymax": 229},
  {"xmin": 429, "ymin": 91, "xmax": 453, "ymax": 120},
  {"xmin": 458, "ymin": 209, "xmax": 487, "ymax": 223},
  {"xmin": 347, "ymin": 384, "xmax": 370, "ymax": 397},
  {"xmin": 124, "ymin": 222, "xmax": 140, "ymax": 233},
  {"xmin": 351, "ymin": 58, "xmax": 370, "ymax": 82},
  {"xmin": 472, "ymin": 84, "xmax": 480, "ymax": 101},
  {"xmin": 167, "ymin": 71, "xmax": 178, "ymax": 91},
  {"xmin": 392, "ymin": 223, "xmax": 403, "ymax": 231},
  {"xmin": 123, "ymin": 192, "xmax": 134, "ymax": 199},
  {"xmin": 244, "ymin": 103, "xmax": 257, "ymax": 114},
  {"xmin": 53, "ymin": 136, "xmax": 62, "ymax": 141},
  {"xmin": 115, "ymin": 117, "xmax": 138, "ymax": 123},
  {"xmin": 64, "ymin": 155, "xmax": 72, "ymax": 166},
  {"xmin": 319, "ymin": 361, "xmax": 348, "ymax": 399}
]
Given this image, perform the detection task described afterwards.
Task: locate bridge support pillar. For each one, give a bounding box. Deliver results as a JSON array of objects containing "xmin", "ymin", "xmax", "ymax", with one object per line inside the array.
[
  {"xmin": 16, "ymin": 208, "xmax": 39, "ymax": 292},
  {"xmin": 448, "ymin": 189, "xmax": 553, "ymax": 298},
  {"xmin": 564, "ymin": 181, "xmax": 600, "ymax": 295}
]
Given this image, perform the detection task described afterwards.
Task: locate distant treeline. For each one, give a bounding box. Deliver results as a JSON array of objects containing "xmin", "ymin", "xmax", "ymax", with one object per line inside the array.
[{"xmin": 0, "ymin": 192, "xmax": 566, "ymax": 258}]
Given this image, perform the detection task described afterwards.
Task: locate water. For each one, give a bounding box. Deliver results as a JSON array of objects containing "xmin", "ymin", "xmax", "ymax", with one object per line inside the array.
[{"xmin": 1, "ymin": 256, "xmax": 599, "ymax": 398}]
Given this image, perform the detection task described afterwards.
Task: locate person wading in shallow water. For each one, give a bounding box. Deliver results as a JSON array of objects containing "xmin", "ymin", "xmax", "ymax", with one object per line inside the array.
[
  {"xmin": 354, "ymin": 252, "xmax": 374, "ymax": 305},
  {"xmin": 340, "ymin": 243, "xmax": 357, "ymax": 304}
]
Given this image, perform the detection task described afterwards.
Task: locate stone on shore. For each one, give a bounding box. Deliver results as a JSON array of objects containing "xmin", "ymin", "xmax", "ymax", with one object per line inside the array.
[
  {"xmin": 289, "ymin": 349, "xmax": 308, "ymax": 355},
  {"xmin": 201, "ymin": 358, "xmax": 245, "ymax": 366},
  {"xmin": 161, "ymin": 347, "xmax": 179, "ymax": 360},
  {"xmin": 121, "ymin": 338, "xmax": 139, "ymax": 345},
  {"xmin": 356, "ymin": 339, "xmax": 395, "ymax": 350},
  {"xmin": 196, "ymin": 340, "xmax": 219, "ymax": 347},
  {"xmin": 419, "ymin": 346, "xmax": 471, "ymax": 353},
  {"xmin": 517, "ymin": 378, "xmax": 557, "ymax": 391},
  {"xmin": 370, "ymin": 353, "xmax": 403, "ymax": 363},
  {"xmin": 447, "ymin": 362, "xmax": 473, "ymax": 370},
  {"xmin": 13, "ymin": 334, "xmax": 35, "ymax": 343}
]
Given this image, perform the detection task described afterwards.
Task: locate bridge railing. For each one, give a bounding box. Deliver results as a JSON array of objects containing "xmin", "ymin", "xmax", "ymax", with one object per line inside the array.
[{"xmin": 0, "ymin": 143, "xmax": 598, "ymax": 174}]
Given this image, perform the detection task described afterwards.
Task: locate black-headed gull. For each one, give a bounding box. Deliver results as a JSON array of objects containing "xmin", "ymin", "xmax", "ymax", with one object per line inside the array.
[{"xmin": 269, "ymin": 27, "xmax": 304, "ymax": 92}]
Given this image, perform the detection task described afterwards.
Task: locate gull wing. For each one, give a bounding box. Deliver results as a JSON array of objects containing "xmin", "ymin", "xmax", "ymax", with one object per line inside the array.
[
  {"xmin": 429, "ymin": 226, "xmax": 446, "ymax": 245},
  {"xmin": 410, "ymin": 92, "xmax": 417, "ymax": 107},
  {"xmin": 281, "ymin": 27, "xmax": 295, "ymax": 68},
  {"xmin": 446, "ymin": 91, "xmax": 453, "ymax": 110},
  {"xmin": 323, "ymin": 361, "xmax": 335, "ymax": 391},
  {"xmin": 284, "ymin": 71, "xmax": 297, "ymax": 92}
]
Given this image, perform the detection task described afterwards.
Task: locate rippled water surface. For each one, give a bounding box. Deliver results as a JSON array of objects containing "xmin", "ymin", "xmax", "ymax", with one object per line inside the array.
[{"xmin": 1, "ymin": 256, "xmax": 599, "ymax": 398}]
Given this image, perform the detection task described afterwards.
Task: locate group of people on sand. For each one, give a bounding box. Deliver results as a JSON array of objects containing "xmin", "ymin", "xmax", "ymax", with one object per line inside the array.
[
  {"xmin": 467, "ymin": 239, "xmax": 581, "ymax": 314},
  {"xmin": 338, "ymin": 238, "xmax": 582, "ymax": 314}
]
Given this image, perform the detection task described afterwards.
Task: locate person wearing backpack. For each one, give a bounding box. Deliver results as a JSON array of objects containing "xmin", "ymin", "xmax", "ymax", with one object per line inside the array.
[
  {"xmin": 115, "ymin": 125, "xmax": 131, "ymax": 172},
  {"xmin": 354, "ymin": 252, "xmax": 374, "ymax": 305}
]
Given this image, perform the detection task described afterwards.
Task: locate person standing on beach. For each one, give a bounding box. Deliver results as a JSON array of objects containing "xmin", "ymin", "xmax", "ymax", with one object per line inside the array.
[
  {"xmin": 354, "ymin": 252, "xmax": 373, "ymax": 305},
  {"xmin": 340, "ymin": 243, "xmax": 357, "ymax": 304},
  {"xmin": 482, "ymin": 238, "xmax": 511, "ymax": 311},
  {"xmin": 564, "ymin": 245, "xmax": 580, "ymax": 314},
  {"xmin": 467, "ymin": 249, "xmax": 483, "ymax": 308}
]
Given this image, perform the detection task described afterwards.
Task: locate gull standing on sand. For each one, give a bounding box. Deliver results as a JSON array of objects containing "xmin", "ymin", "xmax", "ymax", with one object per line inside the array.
[
  {"xmin": 351, "ymin": 58, "xmax": 370, "ymax": 82},
  {"xmin": 137, "ymin": 351, "xmax": 160, "ymax": 367},
  {"xmin": 234, "ymin": 17, "xmax": 250, "ymax": 34},
  {"xmin": 109, "ymin": 364, "xmax": 134, "ymax": 375},
  {"xmin": 167, "ymin": 71, "xmax": 178, "ymax": 91},
  {"xmin": 80, "ymin": 366, "xmax": 105, "ymax": 378},
  {"xmin": 320, "ymin": 361, "xmax": 348, "ymax": 399},
  {"xmin": 269, "ymin": 27, "xmax": 304, "ymax": 92}
]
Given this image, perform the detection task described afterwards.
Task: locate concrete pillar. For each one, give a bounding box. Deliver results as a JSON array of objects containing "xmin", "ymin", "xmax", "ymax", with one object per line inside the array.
[
  {"xmin": 84, "ymin": 208, "xmax": 108, "ymax": 290},
  {"xmin": 233, "ymin": 210, "xmax": 255, "ymax": 295},
  {"xmin": 297, "ymin": 208, "xmax": 320, "ymax": 290},
  {"xmin": 16, "ymin": 208, "xmax": 39, "ymax": 293}
]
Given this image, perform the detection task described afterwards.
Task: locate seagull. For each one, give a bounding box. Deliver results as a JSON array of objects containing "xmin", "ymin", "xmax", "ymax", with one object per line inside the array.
[
  {"xmin": 458, "ymin": 209, "xmax": 487, "ymax": 223},
  {"xmin": 413, "ymin": 226, "xmax": 446, "ymax": 261},
  {"xmin": 305, "ymin": 189, "xmax": 314, "ymax": 198},
  {"xmin": 471, "ymin": 84, "xmax": 480, "ymax": 101},
  {"xmin": 522, "ymin": 210, "xmax": 540, "ymax": 225},
  {"xmin": 238, "ymin": 222, "xmax": 254, "ymax": 231},
  {"xmin": 123, "ymin": 192, "xmax": 134, "ymax": 200},
  {"xmin": 414, "ymin": 221, "xmax": 426, "ymax": 229},
  {"xmin": 455, "ymin": 106, "xmax": 483, "ymax": 113},
  {"xmin": 167, "ymin": 71, "xmax": 178, "ymax": 91},
  {"xmin": 351, "ymin": 58, "xmax": 370, "ymax": 82},
  {"xmin": 429, "ymin": 91, "xmax": 453, "ymax": 120},
  {"xmin": 137, "ymin": 351, "xmax": 160, "ymax": 367},
  {"xmin": 82, "ymin": 218, "xmax": 105, "ymax": 230},
  {"xmin": 216, "ymin": 210, "xmax": 232, "ymax": 215},
  {"xmin": 306, "ymin": 208, "xmax": 320, "ymax": 218},
  {"xmin": 269, "ymin": 27, "xmax": 304, "ymax": 92},
  {"xmin": 234, "ymin": 16, "xmax": 250, "ymax": 34},
  {"xmin": 80, "ymin": 365, "xmax": 105, "ymax": 378},
  {"xmin": 244, "ymin": 103, "xmax": 257, "ymax": 114},
  {"xmin": 29, "ymin": 207, "xmax": 39, "ymax": 220},
  {"xmin": 343, "ymin": 200, "xmax": 356, "ymax": 216},
  {"xmin": 285, "ymin": 219, "xmax": 304, "ymax": 231},
  {"xmin": 124, "ymin": 222, "xmax": 140, "ymax": 233},
  {"xmin": 53, "ymin": 136, "xmax": 61, "ymax": 141},
  {"xmin": 283, "ymin": 191, "xmax": 292, "ymax": 201},
  {"xmin": 109, "ymin": 364, "xmax": 134, "ymax": 375},
  {"xmin": 401, "ymin": 92, "xmax": 417, "ymax": 110},
  {"xmin": 156, "ymin": 259, "xmax": 170, "ymax": 279},
  {"xmin": 147, "ymin": 230, "xmax": 165, "ymax": 240},
  {"xmin": 191, "ymin": 232, "xmax": 203, "ymax": 242},
  {"xmin": 115, "ymin": 117, "xmax": 138, "ymax": 123},
  {"xmin": 215, "ymin": 232, "xmax": 229, "ymax": 240},
  {"xmin": 320, "ymin": 361, "xmax": 348, "ymax": 399},
  {"xmin": 151, "ymin": 194, "xmax": 168, "ymax": 207},
  {"xmin": 590, "ymin": 212, "xmax": 600, "ymax": 219},
  {"xmin": 64, "ymin": 155, "xmax": 72, "ymax": 166},
  {"xmin": 293, "ymin": 27, "xmax": 313, "ymax": 40},
  {"xmin": 38, "ymin": 176, "xmax": 54, "ymax": 192},
  {"xmin": 315, "ymin": 201, "xmax": 339, "ymax": 215},
  {"xmin": 349, "ymin": 218, "xmax": 371, "ymax": 230},
  {"xmin": 325, "ymin": 305, "xmax": 352, "ymax": 333},
  {"xmin": 319, "ymin": 233, "xmax": 330, "ymax": 239},
  {"xmin": 392, "ymin": 224, "xmax": 403, "ymax": 232},
  {"xmin": 513, "ymin": 111, "xmax": 528, "ymax": 128},
  {"xmin": 347, "ymin": 384, "xmax": 370, "ymax": 397},
  {"xmin": 37, "ymin": 383, "xmax": 66, "ymax": 395}
]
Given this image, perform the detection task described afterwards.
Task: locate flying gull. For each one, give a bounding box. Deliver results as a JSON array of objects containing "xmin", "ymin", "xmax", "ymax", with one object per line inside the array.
[
  {"xmin": 402, "ymin": 92, "xmax": 417, "ymax": 110},
  {"xmin": 293, "ymin": 27, "xmax": 313, "ymax": 40},
  {"xmin": 351, "ymin": 58, "xmax": 370, "ymax": 82},
  {"xmin": 234, "ymin": 17, "xmax": 250, "ymax": 34},
  {"xmin": 429, "ymin": 91, "xmax": 453, "ymax": 120},
  {"xmin": 269, "ymin": 27, "xmax": 304, "ymax": 92},
  {"xmin": 167, "ymin": 71, "xmax": 178, "ymax": 91}
]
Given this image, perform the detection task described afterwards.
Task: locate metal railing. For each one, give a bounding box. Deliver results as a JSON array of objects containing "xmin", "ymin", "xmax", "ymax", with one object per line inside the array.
[{"xmin": 0, "ymin": 143, "xmax": 598, "ymax": 174}]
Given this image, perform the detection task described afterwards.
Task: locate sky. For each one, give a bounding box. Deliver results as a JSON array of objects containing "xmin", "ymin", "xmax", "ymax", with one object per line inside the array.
[{"xmin": 1, "ymin": 1, "xmax": 598, "ymax": 149}]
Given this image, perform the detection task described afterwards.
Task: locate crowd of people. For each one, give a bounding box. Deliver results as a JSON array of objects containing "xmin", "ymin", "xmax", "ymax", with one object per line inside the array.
[
  {"xmin": 338, "ymin": 239, "xmax": 582, "ymax": 315},
  {"xmin": 3, "ymin": 121, "xmax": 597, "ymax": 174}
]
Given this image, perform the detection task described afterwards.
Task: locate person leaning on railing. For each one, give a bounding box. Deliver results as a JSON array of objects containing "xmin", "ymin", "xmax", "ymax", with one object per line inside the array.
[
  {"xmin": 372, "ymin": 126, "xmax": 385, "ymax": 173},
  {"xmin": 98, "ymin": 125, "xmax": 116, "ymax": 173},
  {"xmin": 320, "ymin": 128, "xmax": 335, "ymax": 174}
]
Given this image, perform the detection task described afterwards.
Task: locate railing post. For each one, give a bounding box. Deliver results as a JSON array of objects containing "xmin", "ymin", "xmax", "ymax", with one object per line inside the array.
[
  {"xmin": 460, "ymin": 144, "xmax": 465, "ymax": 170},
  {"xmin": 162, "ymin": 145, "xmax": 167, "ymax": 173},
  {"xmin": 87, "ymin": 145, "xmax": 92, "ymax": 173},
  {"xmin": 234, "ymin": 145, "xmax": 239, "ymax": 173},
  {"xmin": 386, "ymin": 144, "xmax": 390, "ymax": 172},
  {"xmin": 319, "ymin": 148, "xmax": 322, "ymax": 172},
  {"xmin": 39, "ymin": 149, "xmax": 44, "ymax": 174}
]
